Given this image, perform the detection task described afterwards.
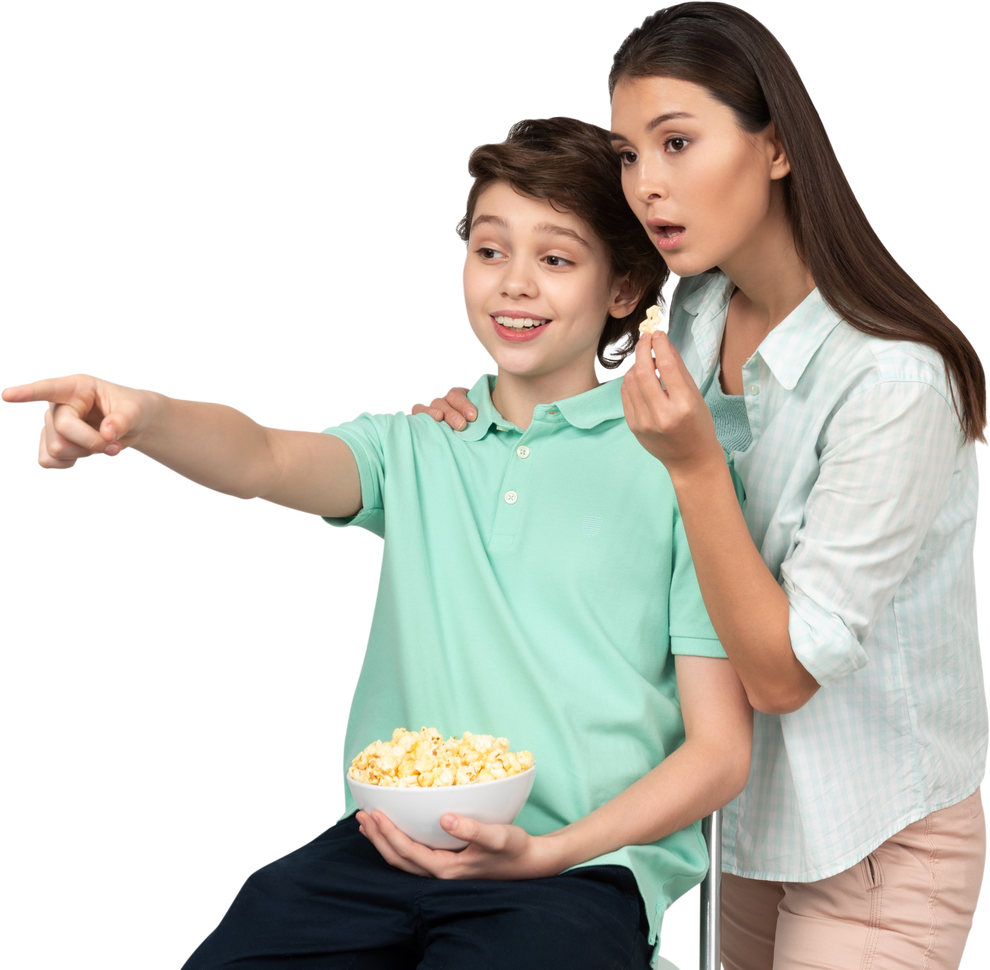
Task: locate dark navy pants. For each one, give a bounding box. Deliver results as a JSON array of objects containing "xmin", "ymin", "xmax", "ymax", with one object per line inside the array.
[{"xmin": 181, "ymin": 815, "xmax": 652, "ymax": 970}]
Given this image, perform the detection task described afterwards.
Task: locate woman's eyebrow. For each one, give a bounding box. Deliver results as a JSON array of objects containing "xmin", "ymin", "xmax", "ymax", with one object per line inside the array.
[{"xmin": 610, "ymin": 110, "xmax": 695, "ymax": 142}]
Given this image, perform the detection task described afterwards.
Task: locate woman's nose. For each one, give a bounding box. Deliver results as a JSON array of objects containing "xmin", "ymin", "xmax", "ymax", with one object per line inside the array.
[{"xmin": 632, "ymin": 155, "xmax": 667, "ymax": 205}]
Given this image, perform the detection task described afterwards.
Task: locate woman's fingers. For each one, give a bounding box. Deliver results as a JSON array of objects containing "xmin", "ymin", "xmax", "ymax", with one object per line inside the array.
[
  {"xmin": 410, "ymin": 388, "xmax": 475, "ymax": 431},
  {"xmin": 623, "ymin": 334, "xmax": 668, "ymax": 430},
  {"xmin": 624, "ymin": 333, "xmax": 703, "ymax": 427},
  {"xmin": 441, "ymin": 388, "xmax": 475, "ymax": 427},
  {"xmin": 649, "ymin": 332, "xmax": 698, "ymax": 405},
  {"xmin": 439, "ymin": 814, "xmax": 509, "ymax": 853}
]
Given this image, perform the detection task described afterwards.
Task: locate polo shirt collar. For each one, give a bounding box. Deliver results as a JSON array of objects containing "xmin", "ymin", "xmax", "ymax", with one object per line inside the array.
[{"xmin": 459, "ymin": 374, "xmax": 624, "ymax": 440}]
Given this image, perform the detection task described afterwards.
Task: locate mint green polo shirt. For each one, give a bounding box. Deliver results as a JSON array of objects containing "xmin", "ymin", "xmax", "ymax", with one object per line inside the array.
[{"xmin": 323, "ymin": 375, "xmax": 724, "ymax": 947}]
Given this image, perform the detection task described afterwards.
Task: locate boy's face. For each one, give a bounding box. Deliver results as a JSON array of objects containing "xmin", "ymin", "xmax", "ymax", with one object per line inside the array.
[{"xmin": 463, "ymin": 182, "xmax": 631, "ymax": 389}]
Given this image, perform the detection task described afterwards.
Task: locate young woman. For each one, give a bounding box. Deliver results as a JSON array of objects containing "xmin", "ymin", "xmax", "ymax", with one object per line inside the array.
[
  {"xmin": 418, "ymin": 4, "xmax": 987, "ymax": 968},
  {"xmin": 5, "ymin": 117, "xmax": 752, "ymax": 970}
]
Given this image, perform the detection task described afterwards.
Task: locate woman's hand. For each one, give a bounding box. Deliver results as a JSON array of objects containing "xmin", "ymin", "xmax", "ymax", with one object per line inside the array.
[
  {"xmin": 410, "ymin": 387, "xmax": 475, "ymax": 431},
  {"xmin": 621, "ymin": 332, "xmax": 724, "ymax": 478},
  {"xmin": 356, "ymin": 810, "xmax": 565, "ymax": 881},
  {"xmin": 2, "ymin": 374, "xmax": 159, "ymax": 468}
]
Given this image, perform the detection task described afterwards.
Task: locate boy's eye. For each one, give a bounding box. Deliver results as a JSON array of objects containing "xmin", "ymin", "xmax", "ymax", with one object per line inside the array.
[
  {"xmin": 543, "ymin": 255, "xmax": 572, "ymax": 268},
  {"xmin": 476, "ymin": 247, "xmax": 504, "ymax": 260}
]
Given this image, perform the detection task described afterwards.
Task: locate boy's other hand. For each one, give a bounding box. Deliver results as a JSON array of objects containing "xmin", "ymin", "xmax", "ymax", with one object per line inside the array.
[
  {"xmin": 356, "ymin": 809, "xmax": 564, "ymax": 881},
  {"xmin": 3, "ymin": 375, "xmax": 156, "ymax": 468},
  {"xmin": 410, "ymin": 387, "xmax": 475, "ymax": 431}
]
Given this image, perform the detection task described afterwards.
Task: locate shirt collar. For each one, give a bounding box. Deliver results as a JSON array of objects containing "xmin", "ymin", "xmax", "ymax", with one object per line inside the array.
[
  {"xmin": 678, "ymin": 272, "xmax": 735, "ymax": 385},
  {"xmin": 755, "ymin": 288, "xmax": 842, "ymax": 390},
  {"xmin": 678, "ymin": 271, "xmax": 843, "ymax": 391},
  {"xmin": 458, "ymin": 374, "xmax": 624, "ymax": 440}
]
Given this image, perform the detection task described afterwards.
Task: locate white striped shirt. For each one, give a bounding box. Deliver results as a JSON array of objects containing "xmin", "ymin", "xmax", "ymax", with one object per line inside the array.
[{"xmin": 669, "ymin": 271, "xmax": 987, "ymax": 881}]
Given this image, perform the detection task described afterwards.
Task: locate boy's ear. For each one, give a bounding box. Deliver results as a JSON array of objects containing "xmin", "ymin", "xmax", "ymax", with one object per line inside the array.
[{"xmin": 609, "ymin": 276, "xmax": 644, "ymax": 319}]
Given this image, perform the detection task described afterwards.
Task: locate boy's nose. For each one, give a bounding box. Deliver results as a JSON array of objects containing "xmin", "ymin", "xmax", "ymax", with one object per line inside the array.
[{"xmin": 500, "ymin": 267, "xmax": 538, "ymax": 299}]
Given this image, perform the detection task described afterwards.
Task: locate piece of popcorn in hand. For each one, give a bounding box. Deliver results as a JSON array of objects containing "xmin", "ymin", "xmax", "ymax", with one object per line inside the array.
[{"xmin": 638, "ymin": 304, "xmax": 664, "ymax": 335}]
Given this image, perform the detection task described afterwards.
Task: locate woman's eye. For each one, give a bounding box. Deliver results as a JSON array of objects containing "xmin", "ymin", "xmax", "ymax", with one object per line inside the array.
[
  {"xmin": 665, "ymin": 137, "xmax": 687, "ymax": 153},
  {"xmin": 619, "ymin": 150, "xmax": 638, "ymax": 165}
]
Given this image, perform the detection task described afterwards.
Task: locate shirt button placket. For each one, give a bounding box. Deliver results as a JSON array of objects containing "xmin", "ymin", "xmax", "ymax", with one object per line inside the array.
[{"xmin": 504, "ymin": 490, "xmax": 518, "ymax": 505}]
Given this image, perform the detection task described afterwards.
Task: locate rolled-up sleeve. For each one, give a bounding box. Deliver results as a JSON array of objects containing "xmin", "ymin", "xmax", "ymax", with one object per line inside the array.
[{"xmin": 781, "ymin": 379, "xmax": 959, "ymax": 687}]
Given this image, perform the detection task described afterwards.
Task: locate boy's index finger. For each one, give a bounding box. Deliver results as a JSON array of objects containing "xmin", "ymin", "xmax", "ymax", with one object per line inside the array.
[{"xmin": 3, "ymin": 377, "xmax": 81, "ymax": 405}]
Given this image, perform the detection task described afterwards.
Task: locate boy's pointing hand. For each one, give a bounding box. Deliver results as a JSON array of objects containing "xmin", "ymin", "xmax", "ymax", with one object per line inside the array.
[
  {"xmin": 3, "ymin": 375, "xmax": 156, "ymax": 468},
  {"xmin": 356, "ymin": 810, "xmax": 565, "ymax": 882}
]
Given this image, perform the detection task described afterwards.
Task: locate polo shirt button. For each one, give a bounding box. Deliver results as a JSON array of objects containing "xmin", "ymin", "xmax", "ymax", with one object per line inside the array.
[
  {"xmin": 748, "ymin": 383, "xmax": 760, "ymax": 396},
  {"xmin": 516, "ymin": 445, "xmax": 530, "ymax": 459},
  {"xmin": 504, "ymin": 490, "xmax": 518, "ymax": 505}
]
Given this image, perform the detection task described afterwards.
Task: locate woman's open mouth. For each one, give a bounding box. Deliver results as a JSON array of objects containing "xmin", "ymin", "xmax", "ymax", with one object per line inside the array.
[
  {"xmin": 492, "ymin": 314, "xmax": 551, "ymax": 341},
  {"xmin": 650, "ymin": 222, "xmax": 686, "ymax": 252}
]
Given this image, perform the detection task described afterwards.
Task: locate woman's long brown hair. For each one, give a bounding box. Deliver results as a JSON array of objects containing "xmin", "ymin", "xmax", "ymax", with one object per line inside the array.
[{"xmin": 610, "ymin": 2, "xmax": 986, "ymax": 441}]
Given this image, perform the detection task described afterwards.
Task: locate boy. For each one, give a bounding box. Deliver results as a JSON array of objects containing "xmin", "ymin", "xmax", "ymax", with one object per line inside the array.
[{"xmin": 4, "ymin": 118, "xmax": 751, "ymax": 969}]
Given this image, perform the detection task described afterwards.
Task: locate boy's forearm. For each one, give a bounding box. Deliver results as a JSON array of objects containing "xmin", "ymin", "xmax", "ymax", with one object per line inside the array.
[
  {"xmin": 541, "ymin": 733, "xmax": 750, "ymax": 872},
  {"xmin": 133, "ymin": 393, "xmax": 283, "ymax": 500}
]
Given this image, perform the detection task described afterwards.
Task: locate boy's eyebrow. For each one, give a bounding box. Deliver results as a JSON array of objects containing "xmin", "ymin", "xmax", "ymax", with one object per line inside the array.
[
  {"xmin": 533, "ymin": 222, "xmax": 592, "ymax": 249},
  {"xmin": 471, "ymin": 214, "xmax": 591, "ymax": 250},
  {"xmin": 471, "ymin": 214, "xmax": 509, "ymax": 232},
  {"xmin": 609, "ymin": 111, "xmax": 694, "ymax": 142}
]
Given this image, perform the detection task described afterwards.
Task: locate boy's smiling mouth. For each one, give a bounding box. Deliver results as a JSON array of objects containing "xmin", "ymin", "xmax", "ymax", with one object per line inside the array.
[
  {"xmin": 494, "ymin": 314, "xmax": 550, "ymax": 330},
  {"xmin": 491, "ymin": 312, "xmax": 552, "ymax": 342}
]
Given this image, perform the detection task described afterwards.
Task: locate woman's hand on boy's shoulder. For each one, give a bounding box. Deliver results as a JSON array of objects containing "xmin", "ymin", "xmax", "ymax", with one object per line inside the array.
[{"xmin": 410, "ymin": 387, "xmax": 475, "ymax": 432}]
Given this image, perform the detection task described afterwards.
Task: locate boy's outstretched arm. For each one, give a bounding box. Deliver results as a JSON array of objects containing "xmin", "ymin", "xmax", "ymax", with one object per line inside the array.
[
  {"xmin": 2, "ymin": 375, "xmax": 361, "ymax": 517},
  {"xmin": 358, "ymin": 655, "xmax": 753, "ymax": 880}
]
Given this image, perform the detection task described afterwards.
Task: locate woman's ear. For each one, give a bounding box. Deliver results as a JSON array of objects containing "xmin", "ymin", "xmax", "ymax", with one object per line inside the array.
[
  {"xmin": 609, "ymin": 276, "xmax": 644, "ymax": 319},
  {"xmin": 766, "ymin": 121, "xmax": 791, "ymax": 181}
]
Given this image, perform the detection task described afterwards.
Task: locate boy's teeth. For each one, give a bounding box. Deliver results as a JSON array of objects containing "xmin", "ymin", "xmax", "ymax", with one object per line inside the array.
[{"xmin": 495, "ymin": 315, "xmax": 549, "ymax": 329}]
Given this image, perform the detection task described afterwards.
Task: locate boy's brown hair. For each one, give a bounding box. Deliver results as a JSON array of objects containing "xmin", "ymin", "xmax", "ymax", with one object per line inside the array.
[{"xmin": 457, "ymin": 117, "xmax": 668, "ymax": 369}]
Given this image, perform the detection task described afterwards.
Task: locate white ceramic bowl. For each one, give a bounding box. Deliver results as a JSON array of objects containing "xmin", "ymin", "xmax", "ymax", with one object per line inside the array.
[{"xmin": 347, "ymin": 766, "xmax": 537, "ymax": 849}]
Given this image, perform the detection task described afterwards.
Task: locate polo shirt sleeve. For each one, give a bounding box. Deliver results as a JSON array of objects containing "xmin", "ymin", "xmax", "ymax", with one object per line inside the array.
[
  {"xmin": 669, "ymin": 504, "xmax": 726, "ymax": 659},
  {"xmin": 320, "ymin": 412, "xmax": 392, "ymax": 538}
]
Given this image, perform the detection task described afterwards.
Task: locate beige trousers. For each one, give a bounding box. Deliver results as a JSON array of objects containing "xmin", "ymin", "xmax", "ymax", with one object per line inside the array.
[{"xmin": 722, "ymin": 790, "xmax": 985, "ymax": 970}]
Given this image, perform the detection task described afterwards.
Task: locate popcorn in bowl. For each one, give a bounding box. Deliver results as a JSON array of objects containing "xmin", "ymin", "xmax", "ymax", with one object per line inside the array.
[{"xmin": 349, "ymin": 727, "xmax": 534, "ymax": 788}]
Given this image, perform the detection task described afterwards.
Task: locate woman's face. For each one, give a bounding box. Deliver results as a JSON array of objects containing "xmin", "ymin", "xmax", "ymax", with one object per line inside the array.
[
  {"xmin": 609, "ymin": 76, "xmax": 790, "ymax": 280},
  {"xmin": 462, "ymin": 180, "xmax": 630, "ymax": 387}
]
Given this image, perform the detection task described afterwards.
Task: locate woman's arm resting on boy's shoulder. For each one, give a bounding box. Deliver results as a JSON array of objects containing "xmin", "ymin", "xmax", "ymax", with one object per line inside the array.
[
  {"xmin": 2, "ymin": 374, "xmax": 362, "ymax": 518},
  {"xmin": 357, "ymin": 655, "xmax": 752, "ymax": 881},
  {"xmin": 411, "ymin": 387, "xmax": 475, "ymax": 430}
]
